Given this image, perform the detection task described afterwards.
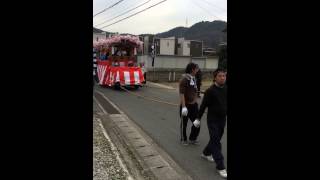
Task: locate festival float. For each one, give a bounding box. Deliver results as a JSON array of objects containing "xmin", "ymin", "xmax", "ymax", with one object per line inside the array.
[{"xmin": 93, "ymin": 35, "xmax": 145, "ymax": 89}]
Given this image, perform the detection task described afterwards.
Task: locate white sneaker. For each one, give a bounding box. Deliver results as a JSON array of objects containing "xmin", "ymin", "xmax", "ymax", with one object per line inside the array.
[
  {"xmin": 189, "ymin": 140, "xmax": 200, "ymax": 145},
  {"xmin": 201, "ymin": 154, "xmax": 214, "ymax": 162},
  {"xmin": 217, "ymin": 169, "xmax": 227, "ymax": 178},
  {"xmin": 181, "ymin": 140, "xmax": 189, "ymax": 146}
]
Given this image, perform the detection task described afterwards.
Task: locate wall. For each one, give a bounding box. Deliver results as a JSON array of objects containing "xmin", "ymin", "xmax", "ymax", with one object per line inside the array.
[
  {"xmin": 137, "ymin": 55, "xmax": 220, "ymax": 82},
  {"xmin": 191, "ymin": 57, "xmax": 206, "ymax": 69},
  {"xmin": 137, "ymin": 55, "xmax": 219, "ymax": 70},
  {"xmin": 144, "ymin": 69, "xmax": 215, "ymax": 82},
  {"xmin": 205, "ymin": 56, "xmax": 219, "ymax": 69}
]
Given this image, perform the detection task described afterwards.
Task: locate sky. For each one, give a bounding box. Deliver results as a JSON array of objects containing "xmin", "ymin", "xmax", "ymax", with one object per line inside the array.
[{"xmin": 93, "ymin": 0, "xmax": 227, "ymax": 35}]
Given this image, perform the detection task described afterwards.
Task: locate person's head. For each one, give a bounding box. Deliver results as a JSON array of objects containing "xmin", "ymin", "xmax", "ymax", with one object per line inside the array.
[
  {"xmin": 185, "ymin": 62, "xmax": 199, "ymax": 76},
  {"xmin": 213, "ymin": 68, "xmax": 227, "ymax": 86},
  {"xmin": 114, "ymin": 60, "xmax": 119, "ymax": 66}
]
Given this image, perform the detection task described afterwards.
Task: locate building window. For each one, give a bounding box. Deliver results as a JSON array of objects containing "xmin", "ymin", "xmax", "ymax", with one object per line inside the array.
[
  {"xmin": 177, "ymin": 44, "xmax": 181, "ymax": 48},
  {"xmin": 187, "ymin": 43, "xmax": 190, "ymax": 48},
  {"xmin": 167, "ymin": 42, "xmax": 169, "ymax": 46}
]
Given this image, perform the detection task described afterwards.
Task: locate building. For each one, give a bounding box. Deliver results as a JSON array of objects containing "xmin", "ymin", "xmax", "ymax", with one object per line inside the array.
[
  {"xmin": 177, "ymin": 38, "xmax": 203, "ymax": 57},
  {"xmin": 93, "ymin": 27, "xmax": 106, "ymax": 41},
  {"xmin": 140, "ymin": 34, "xmax": 155, "ymax": 55},
  {"xmin": 140, "ymin": 35, "xmax": 176, "ymax": 56},
  {"xmin": 203, "ymin": 47, "xmax": 217, "ymax": 56},
  {"xmin": 177, "ymin": 38, "xmax": 190, "ymax": 56},
  {"xmin": 190, "ymin": 40, "xmax": 203, "ymax": 57},
  {"xmin": 93, "ymin": 27, "xmax": 119, "ymax": 42},
  {"xmin": 155, "ymin": 37, "xmax": 176, "ymax": 55},
  {"xmin": 140, "ymin": 36, "xmax": 203, "ymax": 57}
]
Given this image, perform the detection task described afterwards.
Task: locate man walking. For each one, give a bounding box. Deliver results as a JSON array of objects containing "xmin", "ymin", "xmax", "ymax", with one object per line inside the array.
[
  {"xmin": 196, "ymin": 68, "xmax": 227, "ymax": 178},
  {"xmin": 179, "ymin": 62, "xmax": 201, "ymax": 145}
]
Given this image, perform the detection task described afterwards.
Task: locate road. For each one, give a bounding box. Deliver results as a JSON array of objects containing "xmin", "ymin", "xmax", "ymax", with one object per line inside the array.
[{"xmin": 95, "ymin": 83, "xmax": 227, "ymax": 180}]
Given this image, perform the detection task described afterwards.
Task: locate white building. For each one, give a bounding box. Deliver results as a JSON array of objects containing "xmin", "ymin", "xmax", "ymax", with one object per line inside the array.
[
  {"xmin": 93, "ymin": 32, "xmax": 106, "ymax": 42},
  {"xmin": 177, "ymin": 38, "xmax": 203, "ymax": 57},
  {"xmin": 157, "ymin": 37, "xmax": 176, "ymax": 55},
  {"xmin": 177, "ymin": 38, "xmax": 190, "ymax": 56}
]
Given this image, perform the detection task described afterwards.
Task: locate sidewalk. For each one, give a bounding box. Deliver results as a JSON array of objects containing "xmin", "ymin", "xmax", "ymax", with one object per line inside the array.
[
  {"xmin": 94, "ymin": 90, "xmax": 193, "ymax": 180},
  {"xmin": 93, "ymin": 102, "xmax": 129, "ymax": 180}
]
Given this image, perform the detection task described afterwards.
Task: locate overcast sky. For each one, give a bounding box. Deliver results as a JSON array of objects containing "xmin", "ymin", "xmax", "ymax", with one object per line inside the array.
[{"xmin": 93, "ymin": 0, "xmax": 227, "ymax": 35}]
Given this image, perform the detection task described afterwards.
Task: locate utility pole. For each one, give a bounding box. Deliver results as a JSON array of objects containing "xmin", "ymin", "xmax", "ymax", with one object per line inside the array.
[
  {"xmin": 151, "ymin": 36, "xmax": 157, "ymax": 81},
  {"xmin": 186, "ymin": 17, "xmax": 188, "ymax": 27}
]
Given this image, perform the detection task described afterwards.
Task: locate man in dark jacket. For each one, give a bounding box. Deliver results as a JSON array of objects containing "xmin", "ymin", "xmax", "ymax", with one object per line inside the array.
[{"xmin": 196, "ymin": 68, "xmax": 227, "ymax": 178}]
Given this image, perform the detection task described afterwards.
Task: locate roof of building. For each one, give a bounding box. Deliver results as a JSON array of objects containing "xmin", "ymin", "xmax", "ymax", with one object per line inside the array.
[{"xmin": 93, "ymin": 27, "xmax": 104, "ymax": 33}]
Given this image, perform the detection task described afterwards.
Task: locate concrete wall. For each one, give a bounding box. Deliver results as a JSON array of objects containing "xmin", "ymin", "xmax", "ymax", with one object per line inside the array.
[
  {"xmin": 145, "ymin": 70, "xmax": 215, "ymax": 82},
  {"xmin": 137, "ymin": 55, "xmax": 219, "ymax": 71},
  {"xmin": 137, "ymin": 55, "xmax": 220, "ymax": 82},
  {"xmin": 191, "ymin": 57, "xmax": 206, "ymax": 69},
  {"xmin": 205, "ymin": 56, "xmax": 219, "ymax": 69},
  {"xmin": 137, "ymin": 55, "xmax": 190, "ymax": 71}
]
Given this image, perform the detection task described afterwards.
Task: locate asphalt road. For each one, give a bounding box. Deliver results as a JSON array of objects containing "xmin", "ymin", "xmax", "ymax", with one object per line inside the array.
[{"xmin": 95, "ymin": 83, "xmax": 227, "ymax": 180}]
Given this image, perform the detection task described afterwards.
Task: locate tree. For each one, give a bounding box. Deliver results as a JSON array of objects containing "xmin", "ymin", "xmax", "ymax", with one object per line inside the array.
[{"xmin": 218, "ymin": 44, "xmax": 227, "ymax": 70}]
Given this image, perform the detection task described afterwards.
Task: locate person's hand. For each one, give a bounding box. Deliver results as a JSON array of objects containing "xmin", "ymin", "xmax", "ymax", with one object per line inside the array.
[
  {"xmin": 181, "ymin": 107, "xmax": 188, "ymax": 116},
  {"xmin": 193, "ymin": 119, "xmax": 200, "ymax": 128}
]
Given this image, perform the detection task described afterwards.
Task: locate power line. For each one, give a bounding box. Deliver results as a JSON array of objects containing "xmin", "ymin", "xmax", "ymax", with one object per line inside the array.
[
  {"xmin": 95, "ymin": 0, "xmax": 151, "ymax": 27},
  {"xmin": 93, "ymin": 0, "xmax": 135, "ymax": 24},
  {"xmin": 104, "ymin": 0, "xmax": 141, "ymax": 19},
  {"xmin": 93, "ymin": 0, "xmax": 125, "ymax": 18},
  {"xmin": 100, "ymin": 0, "xmax": 168, "ymax": 30},
  {"xmin": 95, "ymin": 0, "xmax": 152, "ymax": 27},
  {"xmin": 190, "ymin": 0, "xmax": 222, "ymax": 19},
  {"xmin": 200, "ymin": 0, "xmax": 227, "ymax": 13},
  {"xmin": 188, "ymin": 0, "xmax": 222, "ymax": 20}
]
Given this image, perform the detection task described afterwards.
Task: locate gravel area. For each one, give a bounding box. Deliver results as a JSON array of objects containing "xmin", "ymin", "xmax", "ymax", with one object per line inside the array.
[{"xmin": 93, "ymin": 114, "xmax": 129, "ymax": 180}]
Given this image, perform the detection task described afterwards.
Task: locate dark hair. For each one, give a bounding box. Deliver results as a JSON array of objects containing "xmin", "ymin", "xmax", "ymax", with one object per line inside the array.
[
  {"xmin": 213, "ymin": 68, "xmax": 226, "ymax": 78},
  {"xmin": 185, "ymin": 62, "xmax": 198, "ymax": 74}
]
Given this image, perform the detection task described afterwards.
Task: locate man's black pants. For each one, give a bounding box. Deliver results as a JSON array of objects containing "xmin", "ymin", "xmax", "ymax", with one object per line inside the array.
[{"xmin": 203, "ymin": 119, "xmax": 226, "ymax": 170}]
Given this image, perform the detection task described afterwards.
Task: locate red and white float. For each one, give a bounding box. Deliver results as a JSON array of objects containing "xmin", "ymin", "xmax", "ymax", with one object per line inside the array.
[{"xmin": 94, "ymin": 35, "xmax": 145, "ymax": 89}]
